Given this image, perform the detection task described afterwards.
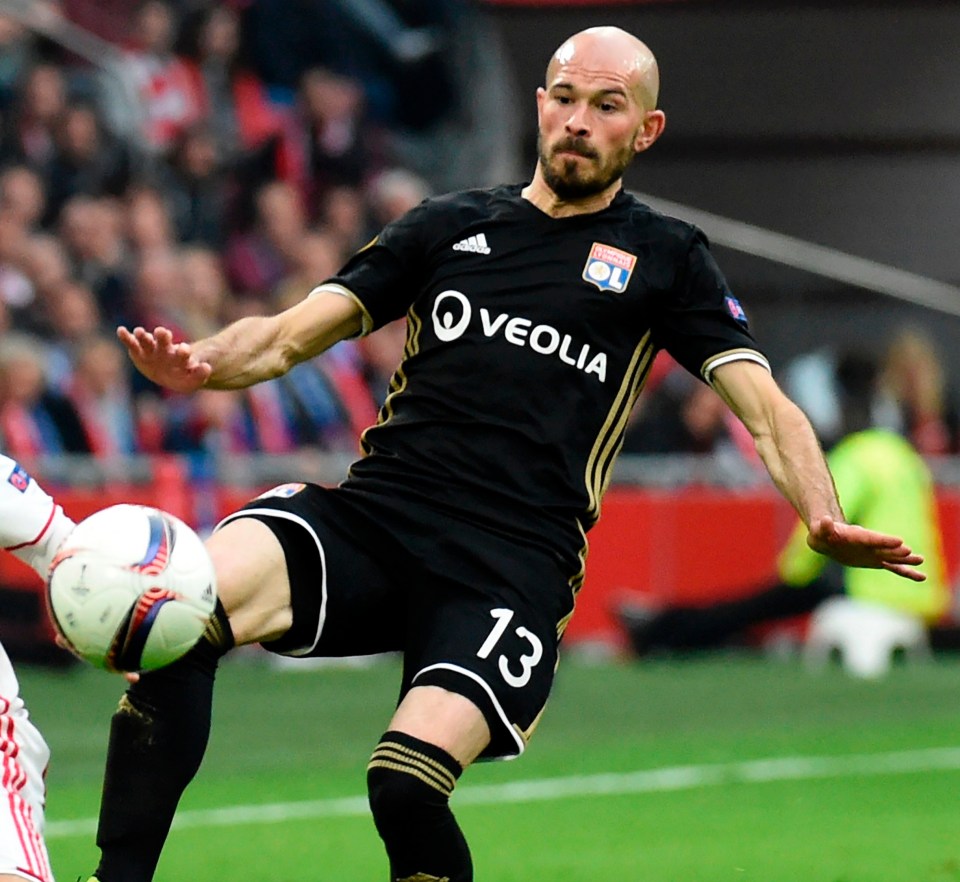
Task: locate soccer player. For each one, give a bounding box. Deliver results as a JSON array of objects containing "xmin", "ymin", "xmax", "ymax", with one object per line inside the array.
[
  {"xmin": 0, "ymin": 455, "xmax": 78, "ymax": 882},
  {"xmin": 83, "ymin": 27, "xmax": 924, "ymax": 882}
]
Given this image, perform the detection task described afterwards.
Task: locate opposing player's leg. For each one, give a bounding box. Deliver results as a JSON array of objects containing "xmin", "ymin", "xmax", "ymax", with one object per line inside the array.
[
  {"xmin": 91, "ymin": 516, "xmax": 290, "ymax": 882},
  {"xmin": 0, "ymin": 643, "xmax": 54, "ymax": 882},
  {"xmin": 0, "ymin": 456, "xmax": 76, "ymax": 576},
  {"xmin": 368, "ymin": 686, "xmax": 490, "ymax": 882}
]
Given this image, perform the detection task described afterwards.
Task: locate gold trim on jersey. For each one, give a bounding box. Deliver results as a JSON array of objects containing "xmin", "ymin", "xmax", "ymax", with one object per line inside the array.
[
  {"xmin": 557, "ymin": 520, "xmax": 588, "ymax": 639},
  {"xmin": 583, "ymin": 332, "xmax": 655, "ymax": 524},
  {"xmin": 514, "ymin": 700, "xmax": 549, "ymax": 746},
  {"xmin": 701, "ymin": 348, "xmax": 770, "ymax": 384},
  {"xmin": 307, "ymin": 282, "xmax": 374, "ymax": 337},
  {"xmin": 356, "ymin": 234, "xmax": 379, "ymax": 254},
  {"xmin": 356, "ymin": 305, "xmax": 423, "ymax": 460}
]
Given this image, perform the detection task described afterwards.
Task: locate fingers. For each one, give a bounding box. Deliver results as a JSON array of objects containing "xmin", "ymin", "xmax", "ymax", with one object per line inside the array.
[
  {"xmin": 881, "ymin": 561, "xmax": 928, "ymax": 582},
  {"xmin": 154, "ymin": 326, "xmax": 174, "ymax": 347}
]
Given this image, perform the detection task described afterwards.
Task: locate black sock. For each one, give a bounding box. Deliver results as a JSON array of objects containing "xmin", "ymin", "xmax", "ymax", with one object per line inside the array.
[
  {"xmin": 367, "ymin": 731, "xmax": 472, "ymax": 882},
  {"xmin": 93, "ymin": 601, "xmax": 234, "ymax": 882}
]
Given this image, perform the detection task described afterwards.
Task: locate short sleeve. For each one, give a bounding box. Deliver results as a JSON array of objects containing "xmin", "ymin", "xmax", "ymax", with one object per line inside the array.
[
  {"xmin": 653, "ymin": 229, "xmax": 770, "ymax": 383},
  {"xmin": 323, "ymin": 200, "xmax": 436, "ymax": 334}
]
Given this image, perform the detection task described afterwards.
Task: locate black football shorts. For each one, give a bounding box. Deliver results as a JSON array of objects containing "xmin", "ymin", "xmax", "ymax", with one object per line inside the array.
[{"xmin": 217, "ymin": 482, "xmax": 579, "ymax": 759}]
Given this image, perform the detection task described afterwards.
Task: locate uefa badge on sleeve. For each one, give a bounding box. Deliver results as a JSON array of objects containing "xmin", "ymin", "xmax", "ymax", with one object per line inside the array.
[
  {"xmin": 724, "ymin": 294, "xmax": 749, "ymax": 325},
  {"xmin": 582, "ymin": 242, "xmax": 637, "ymax": 294}
]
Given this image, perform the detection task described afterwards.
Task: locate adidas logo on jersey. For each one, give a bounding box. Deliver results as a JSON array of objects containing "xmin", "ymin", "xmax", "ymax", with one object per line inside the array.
[{"xmin": 452, "ymin": 233, "xmax": 491, "ymax": 255}]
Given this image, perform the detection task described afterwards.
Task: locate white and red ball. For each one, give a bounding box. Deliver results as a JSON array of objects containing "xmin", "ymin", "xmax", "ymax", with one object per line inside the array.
[{"xmin": 47, "ymin": 504, "xmax": 217, "ymax": 672}]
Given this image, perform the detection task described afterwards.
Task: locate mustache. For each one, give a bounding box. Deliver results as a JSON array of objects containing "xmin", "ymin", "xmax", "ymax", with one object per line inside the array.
[{"xmin": 552, "ymin": 138, "xmax": 598, "ymax": 160}]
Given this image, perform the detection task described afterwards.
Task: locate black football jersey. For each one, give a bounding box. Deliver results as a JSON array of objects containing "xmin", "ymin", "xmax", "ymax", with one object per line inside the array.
[{"xmin": 325, "ymin": 184, "xmax": 768, "ymax": 567}]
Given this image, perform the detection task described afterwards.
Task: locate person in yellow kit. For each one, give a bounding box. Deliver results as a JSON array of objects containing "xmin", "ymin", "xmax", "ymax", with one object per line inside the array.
[{"xmin": 619, "ymin": 352, "xmax": 949, "ymax": 655}]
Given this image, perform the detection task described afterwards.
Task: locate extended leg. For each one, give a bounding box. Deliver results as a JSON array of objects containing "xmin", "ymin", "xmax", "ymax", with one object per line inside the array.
[
  {"xmin": 93, "ymin": 626, "xmax": 229, "ymax": 882},
  {"xmin": 92, "ymin": 517, "xmax": 293, "ymax": 882},
  {"xmin": 623, "ymin": 577, "xmax": 844, "ymax": 654}
]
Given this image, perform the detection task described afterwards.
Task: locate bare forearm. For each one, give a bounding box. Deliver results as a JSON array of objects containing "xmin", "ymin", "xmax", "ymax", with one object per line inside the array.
[
  {"xmin": 192, "ymin": 315, "xmax": 294, "ymax": 390},
  {"xmin": 755, "ymin": 398, "xmax": 844, "ymax": 528}
]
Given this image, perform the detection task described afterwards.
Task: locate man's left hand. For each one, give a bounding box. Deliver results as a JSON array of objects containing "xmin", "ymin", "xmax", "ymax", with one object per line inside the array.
[{"xmin": 807, "ymin": 516, "xmax": 926, "ymax": 582}]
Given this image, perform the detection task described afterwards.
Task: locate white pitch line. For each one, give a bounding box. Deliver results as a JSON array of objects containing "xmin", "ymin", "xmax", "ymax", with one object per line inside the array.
[{"xmin": 45, "ymin": 746, "xmax": 960, "ymax": 839}]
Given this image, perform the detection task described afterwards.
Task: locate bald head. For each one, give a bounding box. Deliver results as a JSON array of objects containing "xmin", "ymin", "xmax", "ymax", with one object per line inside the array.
[{"xmin": 547, "ymin": 27, "xmax": 659, "ymax": 111}]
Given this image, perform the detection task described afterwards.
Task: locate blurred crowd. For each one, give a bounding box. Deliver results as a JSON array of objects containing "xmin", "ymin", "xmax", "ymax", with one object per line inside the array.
[
  {"xmin": 0, "ymin": 0, "xmax": 521, "ymax": 468},
  {"xmin": 625, "ymin": 325, "xmax": 960, "ymax": 465}
]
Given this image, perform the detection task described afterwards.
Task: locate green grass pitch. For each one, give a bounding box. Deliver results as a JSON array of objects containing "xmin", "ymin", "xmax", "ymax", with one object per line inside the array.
[{"xmin": 20, "ymin": 653, "xmax": 960, "ymax": 881}]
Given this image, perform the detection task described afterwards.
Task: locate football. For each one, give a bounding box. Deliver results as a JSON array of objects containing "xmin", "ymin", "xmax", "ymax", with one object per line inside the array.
[{"xmin": 47, "ymin": 504, "xmax": 217, "ymax": 672}]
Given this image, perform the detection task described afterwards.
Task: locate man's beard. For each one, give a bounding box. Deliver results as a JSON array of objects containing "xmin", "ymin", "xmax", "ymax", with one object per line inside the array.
[{"xmin": 538, "ymin": 134, "xmax": 636, "ymax": 200}]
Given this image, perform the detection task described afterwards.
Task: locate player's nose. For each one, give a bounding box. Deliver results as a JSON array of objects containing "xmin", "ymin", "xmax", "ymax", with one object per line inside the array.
[{"xmin": 564, "ymin": 105, "xmax": 591, "ymax": 137}]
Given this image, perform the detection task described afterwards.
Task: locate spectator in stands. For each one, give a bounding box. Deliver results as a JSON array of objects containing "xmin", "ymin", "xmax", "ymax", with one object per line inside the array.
[
  {"xmin": 0, "ymin": 210, "xmax": 36, "ymax": 327},
  {"xmin": 0, "ymin": 331, "xmax": 91, "ymax": 457},
  {"xmin": 179, "ymin": 245, "xmax": 230, "ymax": 339},
  {"xmin": 128, "ymin": 249, "xmax": 186, "ymax": 337},
  {"xmin": 36, "ymin": 279, "xmax": 103, "ymax": 391},
  {"xmin": 365, "ymin": 166, "xmax": 431, "ymax": 228},
  {"xmin": 160, "ymin": 123, "xmax": 230, "ymax": 246},
  {"xmin": 287, "ymin": 67, "xmax": 382, "ymax": 213},
  {"xmin": 59, "ymin": 195, "xmax": 132, "ymax": 325},
  {"xmin": 162, "ymin": 386, "xmax": 250, "ymax": 455},
  {"xmin": 66, "ymin": 334, "xmax": 139, "ymax": 457},
  {"xmin": 272, "ymin": 230, "xmax": 344, "ymax": 312},
  {"xmin": 3, "ymin": 62, "xmax": 66, "ymax": 170},
  {"xmin": 882, "ymin": 327, "xmax": 960, "ymax": 455},
  {"xmin": 225, "ymin": 179, "xmax": 305, "ymax": 298},
  {"xmin": 0, "ymin": 14, "xmax": 36, "ymax": 109},
  {"xmin": 178, "ymin": 5, "xmax": 281, "ymax": 166},
  {"xmin": 618, "ymin": 352, "xmax": 949, "ymax": 655},
  {"xmin": 0, "ymin": 163, "xmax": 46, "ymax": 230},
  {"xmin": 318, "ymin": 184, "xmax": 370, "ymax": 254},
  {"xmin": 44, "ymin": 101, "xmax": 135, "ymax": 223},
  {"xmin": 165, "ymin": 358, "xmax": 373, "ymax": 456},
  {"xmin": 125, "ymin": 184, "xmax": 177, "ymax": 256},
  {"xmin": 102, "ymin": 0, "xmax": 199, "ymax": 156},
  {"xmin": 21, "ymin": 233, "xmax": 71, "ymax": 307}
]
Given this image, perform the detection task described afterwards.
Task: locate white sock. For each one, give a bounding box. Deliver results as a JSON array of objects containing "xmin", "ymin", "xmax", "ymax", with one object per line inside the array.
[{"xmin": 0, "ymin": 457, "xmax": 76, "ymax": 577}]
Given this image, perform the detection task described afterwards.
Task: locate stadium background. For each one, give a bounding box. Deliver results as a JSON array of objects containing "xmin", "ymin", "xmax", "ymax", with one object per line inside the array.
[{"xmin": 1, "ymin": 0, "xmax": 960, "ymax": 879}]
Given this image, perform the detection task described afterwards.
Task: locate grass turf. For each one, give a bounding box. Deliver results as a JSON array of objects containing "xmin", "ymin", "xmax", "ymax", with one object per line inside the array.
[{"xmin": 19, "ymin": 652, "xmax": 960, "ymax": 881}]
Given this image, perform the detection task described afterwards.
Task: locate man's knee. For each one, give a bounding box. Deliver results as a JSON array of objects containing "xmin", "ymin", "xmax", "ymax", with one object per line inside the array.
[{"xmin": 367, "ymin": 731, "xmax": 463, "ymax": 826}]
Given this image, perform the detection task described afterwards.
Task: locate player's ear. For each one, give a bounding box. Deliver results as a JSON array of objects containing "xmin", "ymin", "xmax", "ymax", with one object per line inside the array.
[
  {"xmin": 634, "ymin": 109, "xmax": 666, "ymax": 153},
  {"xmin": 536, "ymin": 86, "xmax": 546, "ymax": 120}
]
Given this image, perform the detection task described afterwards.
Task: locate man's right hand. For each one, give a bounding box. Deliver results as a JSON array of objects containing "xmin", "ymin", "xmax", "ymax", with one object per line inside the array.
[{"xmin": 117, "ymin": 326, "xmax": 213, "ymax": 393}]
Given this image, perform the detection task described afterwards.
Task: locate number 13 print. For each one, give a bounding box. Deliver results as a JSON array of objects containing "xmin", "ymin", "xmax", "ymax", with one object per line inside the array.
[{"xmin": 476, "ymin": 608, "xmax": 544, "ymax": 687}]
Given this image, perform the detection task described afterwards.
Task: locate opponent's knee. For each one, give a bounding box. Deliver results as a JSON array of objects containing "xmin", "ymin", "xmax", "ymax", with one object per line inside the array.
[{"xmin": 367, "ymin": 731, "xmax": 463, "ymax": 827}]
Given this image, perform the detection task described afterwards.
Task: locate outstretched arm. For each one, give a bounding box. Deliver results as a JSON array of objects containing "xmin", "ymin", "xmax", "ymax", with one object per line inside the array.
[
  {"xmin": 118, "ymin": 289, "xmax": 364, "ymax": 393},
  {"xmin": 710, "ymin": 360, "xmax": 925, "ymax": 581}
]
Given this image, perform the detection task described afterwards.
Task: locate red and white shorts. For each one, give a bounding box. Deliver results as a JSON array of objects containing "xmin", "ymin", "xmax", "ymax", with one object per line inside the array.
[{"xmin": 0, "ymin": 684, "xmax": 52, "ymax": 881}]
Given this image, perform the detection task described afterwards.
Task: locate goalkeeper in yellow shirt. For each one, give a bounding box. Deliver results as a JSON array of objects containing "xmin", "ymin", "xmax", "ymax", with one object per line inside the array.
[{"xmin": 620, "ymin": 352, "xmax": 949, "ymax": 655}]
